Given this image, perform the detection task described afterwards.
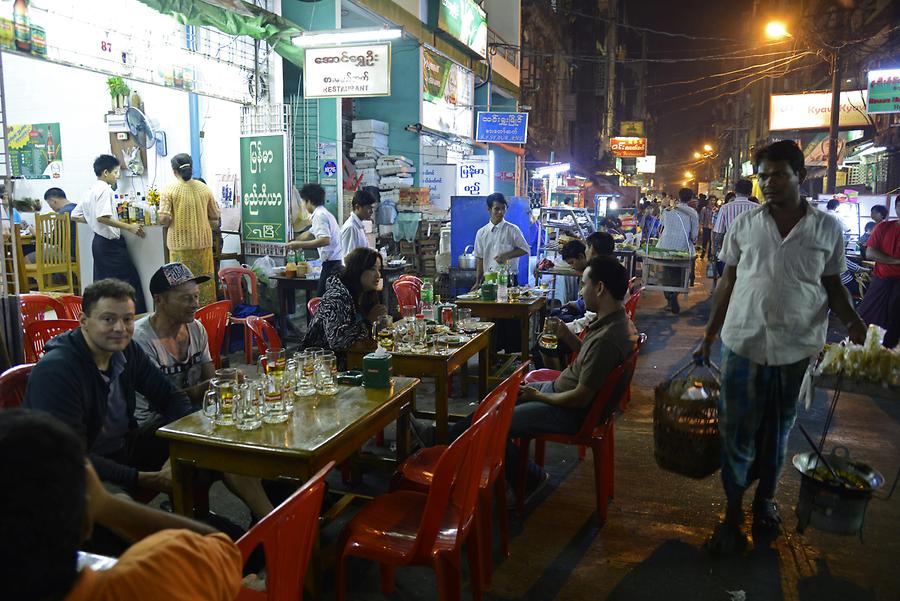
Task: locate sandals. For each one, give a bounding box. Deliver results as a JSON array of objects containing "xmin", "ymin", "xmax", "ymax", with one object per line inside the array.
[
  {"xmin": 752, "ymin": 498, "xmax": 782, "ymax": 531},
  {"xmin": 704, "ymin": 522, "xmax": 748, "ymax": 555}
]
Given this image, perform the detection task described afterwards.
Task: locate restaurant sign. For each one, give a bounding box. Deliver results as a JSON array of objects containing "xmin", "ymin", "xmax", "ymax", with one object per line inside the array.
[
  {"xmin": 636, "ymin": 155, "xmax": 656, "ymax": 174},
  {"xmin": 619, "ymin": 121, "xmax": 645, "ymax": 137},
  {"xmin": 475, "ymin": 111, "xmax": 528, "ymax": 144},
  {"xmin": 610, "ymin": 137, "xmax": 647, "ymax": 157},
  {"xmin": 866, "ymin": 69, "xmax": 900, "ymax": 115},
  {"xmin": 769, "ymin": 91, "xmax": 869, "ymax": 131},
  {"xmin": 240, "ymin": 133, "xmax": 288, "ymax": 243},
  {"xmin": 303, "ymin": 43, "xmax": 391, "ymax": 98},
  {"xmin": 432, "ymin": 0, "xmax": 487, "ymax": 58}
]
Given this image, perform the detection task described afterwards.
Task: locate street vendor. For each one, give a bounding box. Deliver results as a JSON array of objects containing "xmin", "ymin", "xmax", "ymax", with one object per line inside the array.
[
  {"xmin": 695, "ymin": 140, "xmax": 866, "ymax": 554},
  {"xmin": 656, "ymin": 188, "xmax": 699, "ymax": 314},
  {"xmin": 471, "ymin": 192, "xmax": 530, "ymax": 289},
  {"xmin": 287, "ymin": 183, "xmax": 343, "ymax": 298}
]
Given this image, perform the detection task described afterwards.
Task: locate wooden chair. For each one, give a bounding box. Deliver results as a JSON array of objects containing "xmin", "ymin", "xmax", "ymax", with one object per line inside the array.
[
  {"xmin": 196, "ymin": 300, "xmax": 231, "ymax": 369},
  {"xmin": 58, "ymin": 295, "xmax": 83, "ymax": 320},
  {"xmin": 23, "ymin": 212, "xmax": 73, "ymax": 293},
  {"xmin": 218, "ymin": 267, "xmax": 275, "ymax": 364},
  {"xmin": 19, "ymin": 294, "xmax": 66, "ymax": 331},
  {"xmin": 24, "ymin": 319, "xmax": 79, "ymax": 363},
  {"xmin": 0, "ymin": 363, "xmax": 34, "ymax": 409}
]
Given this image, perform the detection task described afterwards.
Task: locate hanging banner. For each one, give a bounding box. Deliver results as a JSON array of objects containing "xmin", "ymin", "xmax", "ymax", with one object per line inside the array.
[
  {"xmin": 769, "ymin": 91, "xmax": 869, "ymax": 130},
  {"xmin": 422, "ymin": 47, "xmax": 474, "ymax": 138},
  {"xmin": 240, "ymin": 133, "xmax": 288, "ymax": 243},
  {"xmin": 609, "ymin": 137, "xmax": 647, "ymax": 158},
  {"xmin": 866, "ymin": 69, "xmax": 900, "ymax": 115},
  {"xmin": 475, "ymin": 111, "xmax": 528, "ymax": 144},
  {"xmin": 6, "ymin": 122, "xmax": 63, "ymax": 179},
  {"xmin": 303, "ymin": 43, "xmax": 391, "ymax": 99}
]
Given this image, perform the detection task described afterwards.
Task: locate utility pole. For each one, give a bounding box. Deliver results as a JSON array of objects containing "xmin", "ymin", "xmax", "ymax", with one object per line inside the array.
[
  {"xmin": 604, "ymin": 0, "xmax": 617, "ymax": 149},
  {"xmin": 825, "ymin": 49, "xmax": 842, "ymax": 194}
]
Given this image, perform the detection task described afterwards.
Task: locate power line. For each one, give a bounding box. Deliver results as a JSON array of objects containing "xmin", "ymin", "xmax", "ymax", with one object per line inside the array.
[{"xmin": 520, "ymin": 48, "xmax": 808, "ymax": 64}]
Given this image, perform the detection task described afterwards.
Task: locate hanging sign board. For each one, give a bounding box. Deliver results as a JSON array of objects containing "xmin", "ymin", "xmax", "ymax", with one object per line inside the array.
[
  {"xmin": 431, "ymin": 0, "xmax": 487, "ymax": 57},
  {"xmin": 303, "ymin": 43, "xmax": 391, "ymax": 99},
  {"xmin": 6, "ymin": 122, "xmax": 63, "ymax": 179},
  {"xmin": 240, "ymin": 133, "xmax": 288, "ymax": 243},
  {"xmin": 456, "ymin": 157, "xmax": 490, "ymax": 196},
  {"xmin": 619, "ymin": 121, "xmax": 645, "ymax": 137},
  {"xmin": 866, "ymin": 69, "xmax": 900, "ymax": 115},
  {"xmin": 769, "ymin": 91, "xmax": 869, "ymax": 130},
  {"xmin": 422, "ymin": 48, "xmax": 474, "ymax": 138},
  {"xmin": 636, "ymin": 155, "xmax": 656, "ymax": 174},
  {"xmin": 610, "ymin": 137, "xmax": 647, "ymax": 157},
  {"xmin": 475, "ymin": 111, "xmax": 528, "ymax": 144}
]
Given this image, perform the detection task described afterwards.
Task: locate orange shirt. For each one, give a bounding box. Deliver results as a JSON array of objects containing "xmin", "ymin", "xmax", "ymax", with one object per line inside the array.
[{"xmin": 65, "ymin": 530, "xmax": 242, "ymax": 601}]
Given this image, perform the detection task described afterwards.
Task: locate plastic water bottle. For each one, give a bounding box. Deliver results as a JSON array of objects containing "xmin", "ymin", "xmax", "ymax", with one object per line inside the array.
[
  {"xmin": 497, "ymin": 263, "xmax": 509, "ymax": 302},
  {"xmin": 421, "ymin": 278, "xmax": 434, "ymax": 320},
  {"xmin": 681, "ymin": 381, "xmax": 709, "ymax": 401}
]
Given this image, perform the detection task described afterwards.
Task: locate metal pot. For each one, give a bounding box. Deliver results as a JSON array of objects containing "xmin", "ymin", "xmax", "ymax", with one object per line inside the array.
[
  {"xmin": 458, "ymin": 245, "xmax": 477, "ymax": 270},
  {"xmin": 793, "ymin": 448, "xmax": 884, "ymax": 536}
]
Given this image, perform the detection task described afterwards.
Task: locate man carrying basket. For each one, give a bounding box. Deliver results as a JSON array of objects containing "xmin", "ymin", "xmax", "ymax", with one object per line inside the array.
[{"xmin": 694, "ymin": 140, "xmax": 866, "ymax": 553}]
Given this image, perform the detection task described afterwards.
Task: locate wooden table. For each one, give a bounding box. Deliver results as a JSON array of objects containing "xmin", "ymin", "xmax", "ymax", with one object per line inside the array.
[
  {"xmin": 270, "ymin": 274, "xmax": 320, "ymax": 338},
  {"xmin": 157, "ymin": 376, "xmax": 420, "ymax": 517},
  {"xmin": 346, "ymin": 325, "xmax": 493, "ymax": 444},
  {"xmin": 455, "ymin": 296, "xmax": 547, "ymax": 364}
]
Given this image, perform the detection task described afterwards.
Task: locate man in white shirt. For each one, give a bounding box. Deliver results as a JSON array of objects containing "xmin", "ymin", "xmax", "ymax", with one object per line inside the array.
[
  {"xmin": 472, "ymin": 192, "xmax": 530, "ymax": 289},
  {"xmin": 340, "ymin": 188, "xmax": 377, "ymax": 259},
  {"xmin": 287, "ymin": 183, "xmax": 343, "ymax": 298},
  {"xmin": 72, "ymin": 154, "xmax": 147, "ymax": 313},
  {"xmin": 695, "ymin": 140, "xmax": 866, "ymax": 554}
]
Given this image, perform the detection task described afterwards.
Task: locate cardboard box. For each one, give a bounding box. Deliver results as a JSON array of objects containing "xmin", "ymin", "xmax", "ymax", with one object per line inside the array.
[
  {"xmin": 352, "ymin": 119, "xmax": 389, "ymax": 135},
  {"xmin": 354, "ymin": 132, "xmax": 389, "ymax": 147}
]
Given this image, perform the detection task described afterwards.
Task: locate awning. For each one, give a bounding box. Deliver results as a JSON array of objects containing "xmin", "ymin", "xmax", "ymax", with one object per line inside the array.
[{"xmin": 137, "ymin": 0, "xmax": 305, "ymax": 67}]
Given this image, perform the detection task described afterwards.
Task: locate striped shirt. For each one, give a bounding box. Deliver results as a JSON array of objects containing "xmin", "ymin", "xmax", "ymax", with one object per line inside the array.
[
  {"xmin": 699, "ymin": 206, "xmax": 715, "ymax": 229},
  {"xmin": 713, "ymin": 196, "xmax": 757, "ymax": 235}
]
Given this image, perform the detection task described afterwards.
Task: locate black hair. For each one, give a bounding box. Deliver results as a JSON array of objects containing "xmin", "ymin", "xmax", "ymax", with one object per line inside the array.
[
  {"xmin": 753, "ymin": 140, "xmax": 805, "ymax": 176},
  {"xmin": 171, "ymin": 153, "xmax": 193, "ymax": 181},
  {"xmin": 486, "ymin": 192, "xmax": 507, "ymax": 209},
  {"xmin": 871, "ymin": 205, "xmax": 888, "ymax": 219},
  {"xmin": 865, "ymin": 222, "xmax": 875, "ymax": 232},
  {"xmin": 734, "ymin": 179, "xmax": 753, "ymax": 196},
  {"xmin": 0, "ymin": 409, "xmax": 86, "ymax": 601},
  {"xmin": 43, "ymin": 187, "xmax": 66, "ymax": 201},
  {"xmin": 92, "ymin": 154, "xmax": 119, "ymax": 177},
  {"xmin": 585, "ymin": 231, "xmax": 615, "ymax": 256},
  {"xmin": 826, "ymin": 198, "xmax": 840, "ymax": 211},
  {"xmin": 678, "ymin": 188, "xmax": 693, "ymax": 203},
  {"xmin": 586, "ymin": 255, "xmax": 628, "ymax": 302},
  {"xmin": 82, "ymin": 279, "xmax": 136, "ymax": 317},
  {"xmin": 724, "ymin": 191, "xmax": 736, "ymax": 202},
  {"xmin": 362, "ymin": 185, "xmax": 381, "ymax": 203},
  {"xmin": 352, "ymin": 189, "xmax": 378, "ymax": 208},
  {"xmin": 340, "ymin": 247, "xmax": 383, "ymax": 317},
  {"xmin": 301, "ymin": 183, "xmax": 326, "ymax": 207},
  {"xmin": 561, "ymin": 240, "xmax": 587, "ymax": 261}
]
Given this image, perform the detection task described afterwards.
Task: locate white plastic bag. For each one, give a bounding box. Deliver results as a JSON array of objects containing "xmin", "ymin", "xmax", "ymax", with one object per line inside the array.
[{"xmin": 252, "ymin": 255, "xmax": 276, "ymax": 277}]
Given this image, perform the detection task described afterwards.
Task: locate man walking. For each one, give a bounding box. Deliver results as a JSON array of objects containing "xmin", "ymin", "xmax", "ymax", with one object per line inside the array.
[{"xmin": 695, "ymin": 141, "xmax": 866, "ymax": 553}]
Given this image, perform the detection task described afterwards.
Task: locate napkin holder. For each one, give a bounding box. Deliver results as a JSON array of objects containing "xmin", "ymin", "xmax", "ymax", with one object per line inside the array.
[{"xmin": 363, "ymin": 349, "xmax": 393, "ymax": 388}]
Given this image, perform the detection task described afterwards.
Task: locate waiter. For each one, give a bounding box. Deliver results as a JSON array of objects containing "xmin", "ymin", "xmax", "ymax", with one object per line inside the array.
[
  {"xmin": 287, "ymin": 183, "xmax": 343, "ymax": 298},
  {"xmin": 472, "ymin": 192, "xmax": 530, "ymax": 289},
  {"xmin": 340, "ymin": 188, "xmax": 378, "ymax": 259}
]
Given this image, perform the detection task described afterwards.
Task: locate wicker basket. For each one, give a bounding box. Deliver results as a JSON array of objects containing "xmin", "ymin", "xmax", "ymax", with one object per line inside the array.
[{"xmin": 653, "ymin": 363, "xmax": 721, "ymax": 479}]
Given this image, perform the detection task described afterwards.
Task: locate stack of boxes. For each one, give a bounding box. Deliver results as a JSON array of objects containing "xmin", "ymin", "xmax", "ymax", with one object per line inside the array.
[
  {"xmin": 415, "ymin": 219, "xmax": 443, "ymax": 278},
  {"xmin": 350, "ymin": 119, "xmax": 389, "ymax": 188}
]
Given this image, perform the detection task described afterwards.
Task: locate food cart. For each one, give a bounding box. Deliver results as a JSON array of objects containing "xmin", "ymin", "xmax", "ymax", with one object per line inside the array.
[{"xmin": 637, "ymin": 247, "xmax": 692, "ymax": 294}]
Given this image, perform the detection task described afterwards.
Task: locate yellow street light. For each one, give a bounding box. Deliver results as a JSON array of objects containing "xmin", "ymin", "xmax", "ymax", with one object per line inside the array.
[
  {"xmin": 703, "ymin": 144, "xmax": 713, "ymax": 153},
  {"xmin": 765, "ymin": 21, "xmax": 791, "ymax": 40},
  {"xmin": 684, "ymin": 171, "xmax": 694, "ymax": 179},
  {"xmin": 693, "ymin": 152, "xmax": 702, "ymax": 159}
]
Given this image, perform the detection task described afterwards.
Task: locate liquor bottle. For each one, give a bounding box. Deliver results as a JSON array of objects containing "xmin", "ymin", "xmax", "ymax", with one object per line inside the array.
[
  {"xmin": 13, "ymin": 0, "xmax": 30, "ymax": 53},
  {"xmin": 45, "ymin": 128, "xmax": 55, "ymax": 162}
]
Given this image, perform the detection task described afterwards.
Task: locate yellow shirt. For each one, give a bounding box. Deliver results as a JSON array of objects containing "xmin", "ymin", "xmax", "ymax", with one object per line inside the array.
[{"xmin": 159, "ymin": 180, "xmax": 220, "ymax": 251}]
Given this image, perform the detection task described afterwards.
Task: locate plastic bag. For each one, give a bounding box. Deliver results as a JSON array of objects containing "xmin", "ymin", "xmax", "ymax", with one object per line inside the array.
[{"xmin": 252, "ymin": 255, "xmax": 276, "ymax": 277}]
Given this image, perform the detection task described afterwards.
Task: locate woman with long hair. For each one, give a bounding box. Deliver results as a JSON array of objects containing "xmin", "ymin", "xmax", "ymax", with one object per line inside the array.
[
  {"xmin": 157, "ymin": 154, "xmax": 220, "ymax": 305},
  {"xmin": 302, "ymin": 247, "xmax": 388, "ymax": 367}
]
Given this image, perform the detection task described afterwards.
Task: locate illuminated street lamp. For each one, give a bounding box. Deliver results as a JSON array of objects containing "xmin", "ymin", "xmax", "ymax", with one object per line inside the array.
[
  {"xmin": 703, "ymin": 144, "xmax": 714, "ymax": 153},
  {"xmin": 693, "ymin": 152, "xmax": 702, "ymax": 159},
  {"xmin": 684, "ymin": 171, "xmax": 694, "ymax": 179},
  {"xmin": 764, "ymin": 21, "xmax": 792, "ymax": 40}
]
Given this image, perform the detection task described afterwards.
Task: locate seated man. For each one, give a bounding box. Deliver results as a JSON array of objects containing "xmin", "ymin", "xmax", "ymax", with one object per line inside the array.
[
  {"xmin": 454, "ymin": 256, "xmax": 639, "ymax": 496},
  {"xmin": 133, "ymin": 263, "xmax": 274, "ymax": 521},
  {"xmin": 0, "ymin": 409, "xmax": 246, "ymax": 601},
  {"xmin": 24, "ymin": 278, "xmax": 188, "ymax": 494}
]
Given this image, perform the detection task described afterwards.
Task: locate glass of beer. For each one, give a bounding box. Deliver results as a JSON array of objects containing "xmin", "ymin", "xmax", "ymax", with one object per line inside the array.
[
  {"xmin": 315, "ymin": 355, "xmax": 338, "ymax": 395},
  {"xmin": 233, "ymin": 381, "xmax": 263, "ymax": 431},
  {"xmin": 373, "ymin": 315, "xmax": 394, "ymax": 351},
  {"xmin": 539, "ymin": 317, "xmax": 560, "ymax": 350},
  {"xmin": 208, "ymin": 378, "xmax": 236, "ymax": 426},
  {"xmin": 261, "ymin": 372, "xmax": 290, "ymax": 424}
]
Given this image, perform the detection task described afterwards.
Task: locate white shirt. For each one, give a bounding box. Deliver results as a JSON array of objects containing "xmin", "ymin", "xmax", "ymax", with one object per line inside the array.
[
  {"xmin": 719, "ymin": 203, "xmax": 845, "ymax": 366},
  {"xmin": 78, "ymin": 180, "xmax": 118, "ymax": 239},
  {"xmin": 473, "ymin": 219, "xmax": 530, "ymax": 274},
  {"xmin": 309, "ymin": 205, "xmax": 343, "ymax": 262},
  {"xmin": 713, "ymin": 196, "xmax": 757, "ymax": 235},
  {"xmin": 657, "ymin": 204, "xmax": 699, "ymax": 255},
  {"xmin": 340, "ymin": 212, "xmax": 369, "ymax": 259}
]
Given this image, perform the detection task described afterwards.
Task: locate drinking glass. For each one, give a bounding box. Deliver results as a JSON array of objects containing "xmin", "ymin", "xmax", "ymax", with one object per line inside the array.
[
  {"xmin": 393, "ymin": 319, "xmax": 412, "ymax": 352},
  {"xmin": 433, "ymin": 334, "xmax": 450, "ymax": 355},
  {"xmin": 457, "ymin": 308, "xmax": 472, "ymax": 330},
  {"xmin": 401, "ymin": 305, "xmax": 416, "ymax": 322},
  {"xmin": 441, "ymin": 306, "xmax": 454, "ymax": 330},
  {"xmin": 539, "ymin": 317, "xmax": 560, "ymax": 350},
  {"xmin": 373, "ymin": 315, "xmax": 394, "ymax": 351},
  {"xmin": 215, "ymin": 367, "xmax": 240, "ymax": 383},
  {"xmin": 294, "ymin": 351, "xmax": 317, "ymax": 397},
  {"xmin": 233, "ymin": 381, "xmax": 263, "ymax": 431},
  {"xmin": 315, "ymin": 355, "xmax": 338, "ymax": 395},
  {"xmin": 283, "ymin": 359, "xmax": 298, "ymax": 412},
  {"xmin": 261, "ymin": 373, "xmax": 290, "ymax": 424},
  {"xmin": 208, "ymin": 378, "xmax": 236, "ymax": 426}
]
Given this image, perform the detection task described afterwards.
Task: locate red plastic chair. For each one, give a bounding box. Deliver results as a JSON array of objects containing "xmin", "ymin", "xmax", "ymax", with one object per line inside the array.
[
  {"xmin": 336, "ymin": 404, "xmax": 494, "ymax": 601},
  {"xmin": 246, "ymin": 315, "xmax": 283, "ymax": 361},
  {"xmin": 392, "ymin": 361, "xmax": 530, "ymax": 588},
  {"xmin": 624, "ymin": 287, "xmax": 643, "ymax": 322},
  {"xmin": 196, "ymin": 300, "xmax": 231, "ymax": 369},
  {"xmin": 396, "ymin": 274, "xmax": 423, "ymax": 291},
  {"xmin": 235, "ymin": 461, "xmax": 333, "ymax": 601},
  {"xmin": 0, "ymin": 363, "xmax": 34, "ymax": 409},
  {"xmin": 517, "ymin": 334, "xmax": 646, "ymax": 522},
  {"xmin": 24, "ymin": 319, "xmax": 79, "ymax": 364},
  {"xmin": 58, "ymin": 295, "xmax": 83, "ymax": 320},
  {"xmin": 218, "ymin": 267, "xmax": 276, "ymax": 364},
  {"xmin": 392, "ymin": 280, "xmax": 420, "ymax": 313},
  {"xmin": 307, "ymin": 297, "xmax": 322, "ymax": 318},
  {"xmin": 19, "ymin": 294, "xmax": 67, "ymax": 331}
]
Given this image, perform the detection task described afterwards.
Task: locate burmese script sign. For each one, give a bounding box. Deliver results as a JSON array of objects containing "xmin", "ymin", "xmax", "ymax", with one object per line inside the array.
[
  {"xmin": 240, "ymin": 133, "xmax": 287, "ymax": 243},
  {"xmin": 867, "ymin": 69, "xmax": 900, "ymax": 115},
  {"xmin": 303, "ymin": 43, "xmax": 391, "ymax": 99}
]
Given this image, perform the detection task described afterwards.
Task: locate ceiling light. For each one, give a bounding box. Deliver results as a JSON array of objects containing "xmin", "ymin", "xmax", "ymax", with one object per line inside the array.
[{"xmin": 292, "ymin": 27, "xmax": 402, "ymax": 47}]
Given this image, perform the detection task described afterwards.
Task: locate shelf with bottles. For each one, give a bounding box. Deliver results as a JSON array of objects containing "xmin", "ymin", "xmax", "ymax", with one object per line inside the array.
[{"xmin": 114, "ymin": 192, "xmax": 160, "ymax": 226}]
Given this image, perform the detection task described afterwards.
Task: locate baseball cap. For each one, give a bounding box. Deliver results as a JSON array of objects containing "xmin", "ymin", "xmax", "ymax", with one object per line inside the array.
[{"xmin": 149, "ymin": 262, "xmax": 211, "ymax": 295}]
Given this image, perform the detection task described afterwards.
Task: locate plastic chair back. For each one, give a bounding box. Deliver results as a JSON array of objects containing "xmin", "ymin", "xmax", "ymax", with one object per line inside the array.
[
  {"xmin": 24, "ymin": 319, "xmax": 79, "ymax": 363},
  {"xmin": 219, "ymin": 267, "xmax": 261, "ymax": 307},
  {"xmin": 392, "ymin": 281, "xmax": 420, "ymax": 313},
  {"xmin": 235, "ymin": 461, "xmax": 334, "ymax": 601},
  {"xmin": 624, "ymin": 287, "xmax": 643, "ymax": 321},
  {"xmin": 478, "ymin": 361, "xmax": 530, "ymax": 481},
  {"xmin": 19, "ymin": 294, "xmax": 66, "ymax": 331},
  {"xmin": 396, "ymin": 275, "xmax": 423, "ymax": 291},
  {"xmin": 196, "ymin": 300, "xmax": 231, "ymax": 369},
  {"xmin": 0, "ymin": 363, "xmax": 34, "ymax": 409},
  {"xmin": 307, "ymin": 297, "xmax": 322, "ymax": 317},
  {"xmin": 58, "ymin": 295, "xmax": 83, "ymax": 320},
  {"xmin": 246, "ymin": 314, "xmax": 282, "ymax": 358}
]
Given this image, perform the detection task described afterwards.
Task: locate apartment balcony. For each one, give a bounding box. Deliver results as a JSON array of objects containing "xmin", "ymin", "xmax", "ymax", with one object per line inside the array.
[{"xmin": 488, "ymin": 28, "xmax": 520, "ymax": 89}]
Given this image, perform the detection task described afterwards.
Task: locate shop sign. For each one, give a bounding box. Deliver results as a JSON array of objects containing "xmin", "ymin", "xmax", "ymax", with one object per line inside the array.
[
  {"xmin": 475, "ymin": 112, "xmax": 528, "ymax": 144},
  {"xmin": 866, "ymin": 69, "xmax": 900, "ymax": 115},
  {"xmin": 619, "ymin": 121, "xmax": 644, "ymax": 137},
  {"xmin": 769, "ymin": 91, "xmax": 869, "ymax": 131},
  {"xmin": 432, "ymin": 0, "xmax": 487, "ymax": 58},
  {"xmin": 240, "ymin": 133, "xmax": 288, "ymax": 244},
  {"xmin": 456, "ymin": 157, "xmax": 490, "ymax": 196},
  {"xmin": 303, "ymin": 43, "xmax": 391, "ymax": 99},
  {"xmin": 635, "ymin": 155, "xmax": 656, "ymax": 174},
  {"xmin": 609, "ymin": 137, "xmax": 647, "ymax": 157},
  {"xmin": 496, "ymin": 170, "xmax": 515, "ymax": 181},
  {"xmin": 422, "ymin": 48, "xmax": 474, "ymax": 138},
  {"xmin": 6, "ymin": 122, "xmax": 63, "ymax": 179},
  {"xmin": 421, "ymin": 163, "xmax": 456, "ymax": 210}
]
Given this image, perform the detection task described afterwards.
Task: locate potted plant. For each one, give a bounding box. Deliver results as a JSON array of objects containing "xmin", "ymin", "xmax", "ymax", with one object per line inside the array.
[{"xmin": 106, "ymin": 76, "xmax": 130, "ymax": 110}]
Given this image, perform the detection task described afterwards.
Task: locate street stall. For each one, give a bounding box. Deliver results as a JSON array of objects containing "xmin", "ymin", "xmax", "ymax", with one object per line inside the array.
[{"xmin": 637, "ymin": 246, "xmax": 692, "ymax": 295}]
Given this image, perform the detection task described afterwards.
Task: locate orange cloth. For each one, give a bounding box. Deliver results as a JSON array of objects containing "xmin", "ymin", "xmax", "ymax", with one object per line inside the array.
[
  {"xmin": 159, "ymin": 180, "xmax": 221, "ymax": 251},
  {"xmin": 65, "ymin": 530, "xmax": 242, "ymax": 601}
]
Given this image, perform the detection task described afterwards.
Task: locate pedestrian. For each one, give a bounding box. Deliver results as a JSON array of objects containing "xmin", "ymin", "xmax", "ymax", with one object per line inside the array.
[
  {"xmin": 698, "ymin": 196, "xmax": 715, "ymax": 259},
  {"xmin": 711, "ymin": 180, "xmax": 756, "ymax": 277},
  {"xmin": 857, "ymin": 194, "xmax": 900, "ymax": 348},
  {"xmin": 287, "ymin": 183, "xmax": 343, "ymax": 299},
  {"xmin": 656, "ymin": 188, "xmax": 699, "ymax": 313},
  {"xmin": 695, "ymin": 140, "xmax": 866, "ymax": 554}
]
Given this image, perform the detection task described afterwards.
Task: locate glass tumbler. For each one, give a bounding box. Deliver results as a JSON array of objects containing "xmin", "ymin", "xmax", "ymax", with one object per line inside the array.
[{"xmin": 315, "ymin": 355, "xmax": 338, "ymax": 395}]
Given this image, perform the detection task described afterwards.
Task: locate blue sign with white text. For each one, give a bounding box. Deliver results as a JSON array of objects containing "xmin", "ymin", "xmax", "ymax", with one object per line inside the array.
[{"xmin": 475, "ymin": 111, "xmax": 528, "ymax": 144}]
